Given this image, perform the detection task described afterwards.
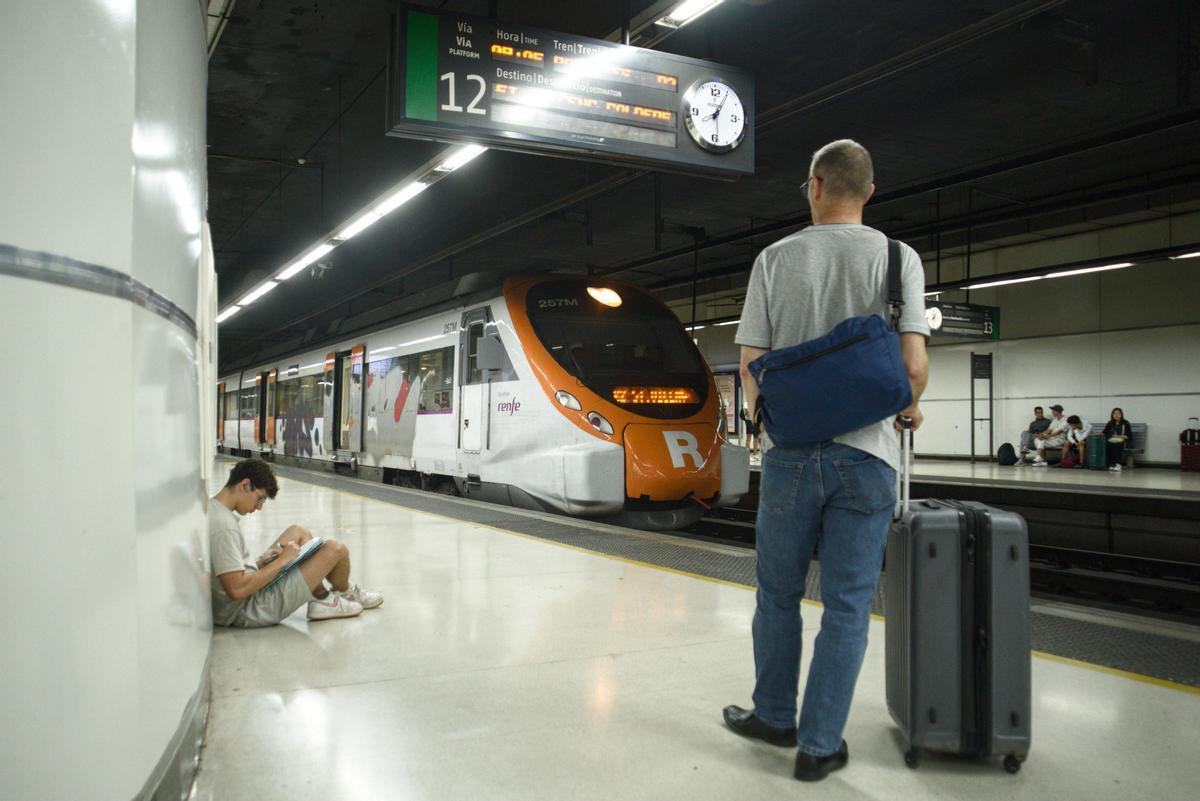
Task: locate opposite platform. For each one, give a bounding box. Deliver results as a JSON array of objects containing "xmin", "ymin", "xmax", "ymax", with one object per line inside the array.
[{"xmin": 195, "ymin": 468, "xmax": 1200, "ymax": 801}]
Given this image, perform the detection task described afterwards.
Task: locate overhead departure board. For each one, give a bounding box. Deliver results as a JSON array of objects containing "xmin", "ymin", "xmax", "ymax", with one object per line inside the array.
[
  {"xmin": 387, "ymin": 8, "xmax": 755, "ymax": 177},
  {"xmin": 925, "ymin": 301, "xmax": 1001, "ymax": 340}
]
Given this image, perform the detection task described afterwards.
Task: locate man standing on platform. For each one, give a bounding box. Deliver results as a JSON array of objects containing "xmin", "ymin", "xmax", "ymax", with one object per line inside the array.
[{"xmin": 722, "ymin": 140, "xmax": 930, "ymax": 782}]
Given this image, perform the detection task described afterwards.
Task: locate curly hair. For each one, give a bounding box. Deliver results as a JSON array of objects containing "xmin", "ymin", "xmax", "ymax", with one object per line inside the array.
[{"xmin": 225, "ymin": 458, "xmax": 279, "ymax": 499}]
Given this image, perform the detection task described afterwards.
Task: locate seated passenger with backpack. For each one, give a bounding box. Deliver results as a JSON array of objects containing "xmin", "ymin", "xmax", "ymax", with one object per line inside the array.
[{"xmin": 209, "ymin": 458, "xmax": 383, "ymax": 627}]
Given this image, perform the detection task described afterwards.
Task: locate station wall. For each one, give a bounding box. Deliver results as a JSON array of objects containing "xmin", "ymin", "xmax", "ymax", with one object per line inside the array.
[{"xmin": 686, "ymin": 212, "xmax": 1200, "ymax": 464}]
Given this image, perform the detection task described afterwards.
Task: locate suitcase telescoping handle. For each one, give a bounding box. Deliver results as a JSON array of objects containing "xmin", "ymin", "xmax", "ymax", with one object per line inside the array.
[{"xmin": 894, "ymin": 416, "xmax": 913, "ymax": 519}]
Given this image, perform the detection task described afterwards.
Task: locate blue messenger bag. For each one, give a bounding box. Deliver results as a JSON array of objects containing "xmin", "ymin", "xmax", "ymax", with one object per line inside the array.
[{"xmin": 747, "ymin": 238, "xmax": 913, "ymax": 447}]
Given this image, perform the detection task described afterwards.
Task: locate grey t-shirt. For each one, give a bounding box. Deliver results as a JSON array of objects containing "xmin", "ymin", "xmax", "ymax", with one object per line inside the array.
[
  {"xmin": 208, "ymin": 500, "xmax": 255, "ymax": 626},
  {"xmin": 735, "ymin": 224, "xmax": 930, "ymax": 471}
]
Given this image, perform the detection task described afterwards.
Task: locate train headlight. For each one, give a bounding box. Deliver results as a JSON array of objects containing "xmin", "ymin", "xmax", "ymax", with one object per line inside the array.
[
  {"xmin": 587, "ymin": 287, "xmax": 622, "ymax": 308},
  {"xmin": 555, "ymin": 390, "xmax": 581, "ymax": 410},
  {"xmin": 587, "ymin": 411, "xmax": 615, "ymax": 436}
]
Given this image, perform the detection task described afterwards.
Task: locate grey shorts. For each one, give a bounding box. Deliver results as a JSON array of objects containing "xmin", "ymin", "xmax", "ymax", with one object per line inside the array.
[{"xmin": 232, "ymin": 570, "xmax": 315, "ymax": 628}]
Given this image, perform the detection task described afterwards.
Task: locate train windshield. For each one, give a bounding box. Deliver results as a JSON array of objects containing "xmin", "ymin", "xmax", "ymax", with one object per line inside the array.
[{"xmin": 526, "ymin": 281, "xmax": 709, "ymax": 419}]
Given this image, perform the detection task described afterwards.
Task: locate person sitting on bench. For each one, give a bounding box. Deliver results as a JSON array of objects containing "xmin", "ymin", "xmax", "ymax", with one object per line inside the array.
[
  {"xmin": 1059, "ymin": 415, "xmax": 1092, "ymax": 468},
  {"xmin": 1103, "ymin": 407, "xmax": 1133, "ymax": 472},
  {"xmin": 1017, "ymin": 405, "xmax": 1051, "ymax": 463},
  {"xmin": 1031, "ymin": 404, "xmax": 1069, "ymax": 466}
]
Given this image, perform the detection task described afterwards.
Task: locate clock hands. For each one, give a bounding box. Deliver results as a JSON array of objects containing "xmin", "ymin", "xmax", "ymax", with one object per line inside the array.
[{"xmin": 704, "ymin": 89, "xmax": 729, "ymax": 121}]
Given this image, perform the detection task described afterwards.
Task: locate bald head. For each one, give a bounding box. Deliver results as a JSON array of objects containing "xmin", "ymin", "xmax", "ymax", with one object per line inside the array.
[{"xmin": 809, "ymin": 139, "xmax": 874, "ymax": 202}]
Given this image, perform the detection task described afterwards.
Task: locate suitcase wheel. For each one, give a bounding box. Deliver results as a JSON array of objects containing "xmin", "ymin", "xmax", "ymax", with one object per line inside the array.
[
  {"xmin": 1003, "ymin": 754, "xmax": 1022, "ymax": 774},
  {"xmin": 904, "ymin": 748, "xmax": 920, "ymax": 769}
]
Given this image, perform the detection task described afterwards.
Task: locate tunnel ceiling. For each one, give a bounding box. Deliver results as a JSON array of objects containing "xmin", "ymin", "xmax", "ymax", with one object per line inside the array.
[{"xmin": 208, "ymin": 0, "xmax": 1200, "ymax": 370}]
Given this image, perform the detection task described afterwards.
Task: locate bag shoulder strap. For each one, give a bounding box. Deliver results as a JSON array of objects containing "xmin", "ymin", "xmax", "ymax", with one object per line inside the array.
[{"xmin": 886, "ymin": 237, "xmax": 903, "ymax": 329}]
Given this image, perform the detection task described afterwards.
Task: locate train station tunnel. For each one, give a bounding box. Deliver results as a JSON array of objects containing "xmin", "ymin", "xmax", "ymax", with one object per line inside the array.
[{"xmin": 2, "ymin": 2, "xmax": 1199, "ymax": 799}]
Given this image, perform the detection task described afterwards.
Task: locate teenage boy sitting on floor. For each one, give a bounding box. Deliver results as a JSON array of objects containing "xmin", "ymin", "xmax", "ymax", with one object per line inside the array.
[{"xmin": 209, "ymin": 458, "xmax": 382, "ymax": 627}]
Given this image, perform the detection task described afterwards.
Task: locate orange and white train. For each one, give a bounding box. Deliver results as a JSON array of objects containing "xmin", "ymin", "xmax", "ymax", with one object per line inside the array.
[{"xmin": 217, "ymin": 274, "xmax": 749, "ymax": 529}]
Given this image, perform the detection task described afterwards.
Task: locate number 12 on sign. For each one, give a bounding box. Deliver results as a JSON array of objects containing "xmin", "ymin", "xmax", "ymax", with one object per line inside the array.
[{"xmin": 440, "ymin": 72, "xmax": 486, "ymax": 115}]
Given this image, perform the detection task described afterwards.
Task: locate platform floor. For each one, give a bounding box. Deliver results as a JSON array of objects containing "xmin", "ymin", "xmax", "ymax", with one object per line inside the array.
[
  {"xmin": 195, "ymin": 471, "xmax": 1200, "ymax": 801},
  {"xmin": 749, "ymin": 453, "xmax": 1200, "ymax": 498}
]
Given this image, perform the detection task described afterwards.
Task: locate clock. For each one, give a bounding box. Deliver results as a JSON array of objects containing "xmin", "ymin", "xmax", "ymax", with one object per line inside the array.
[
  {"xmin": 683, "ymin": 79, "xmax": 746, "ymax": 153},
  {"xmin": 925, "ymin": 305, "xmax": 944, "ymax": 331}
]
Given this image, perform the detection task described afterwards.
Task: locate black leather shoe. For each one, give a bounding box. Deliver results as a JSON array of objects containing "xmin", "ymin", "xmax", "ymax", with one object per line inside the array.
[
  {"xmin": 722, "ymin": 705, "xmax": 796, "ymax": 747},
  {"xmin": 794, "ymin": 740, "xmax": 849, "ymax": 782}
]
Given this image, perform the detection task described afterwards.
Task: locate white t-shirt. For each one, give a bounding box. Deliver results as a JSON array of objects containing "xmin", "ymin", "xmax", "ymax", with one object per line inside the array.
[
  {"xmin": 208, "ymin": 499, "xmax": 255, "ymax": 626},
  {"xmin": 735, "ymin": 224, "xmax": 930, "ymax": 471},
  {"xmin": 1066, "ymin": 420, "xmax": 1092, "ymax": 444}
]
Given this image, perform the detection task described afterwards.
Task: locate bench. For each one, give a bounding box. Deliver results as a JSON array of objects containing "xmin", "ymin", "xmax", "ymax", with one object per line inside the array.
[
  {"xmin": 1124, "ymin": 422, "xmax": 1147, "ymax": 468},
  {"xmin": 1038, "ymin": 421, "xmax": 1146, "ymax": 467}
]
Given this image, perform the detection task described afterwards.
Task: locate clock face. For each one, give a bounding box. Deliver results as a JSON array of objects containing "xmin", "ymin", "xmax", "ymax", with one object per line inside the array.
[
  {"xmin": 925, "ymin": 306, "xmax": 944, "ymax": 331},
  {"xmin": 683, "ymin": 79, "xmax": 746, "ymax": 153}
]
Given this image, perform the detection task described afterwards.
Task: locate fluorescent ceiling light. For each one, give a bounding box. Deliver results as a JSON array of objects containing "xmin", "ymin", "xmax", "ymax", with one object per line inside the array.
[
  {"xmin": 435, "ymin": 145, "xmax": 486, "ymax": 172},
  {"xmin": 658, "ymin": 0, "xmax": 723, "ymax": 28},
  {"xmin": 374, "ymin": 182, "xmax": 427, "ymax": 216},
  {"xmin": 715, "ymin": 319, "xmax": 740, "ymax": 326},
  {"xmin": 965, "ymin": 275, "xmax": 1045, "ymax": 291},
  {"xmin": 1169, "ymin": 251, "xmax": 1200, "ymax": 260},
  {"xmin": 215, "ymin": 306, "xmax": 241, "ymax": 323},
  {"xmin": 335, "ymin": 209, "xmax": 383, "ymax": 240},
  {"xmin": 1047, "ymin": 261, "xmax": 1133, "ymax": 279},
  {"xmin": 924, "ymin": 291, "xmax": 941, "ymax": 297},
  {"xmin": 277, "ymin": 243, "xmax": 334, "ymax": 280},
  {"xmin": 687, "ymin": 324, "xmax": 706, "ymax": 331},
  {"xmin": 237, "ymin": 281, "xmax": 279, "ymax": 306}
]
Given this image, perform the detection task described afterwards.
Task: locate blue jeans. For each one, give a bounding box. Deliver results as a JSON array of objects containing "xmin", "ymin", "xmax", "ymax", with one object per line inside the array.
[{"xmin": 751, "ymin": 442, "xmax": 896, "ymax": 756}]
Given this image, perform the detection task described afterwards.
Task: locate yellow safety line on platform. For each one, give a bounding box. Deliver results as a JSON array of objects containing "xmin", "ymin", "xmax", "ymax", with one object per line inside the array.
[
  {"xmin": 1032, "ymin": 651, "xmax": 1200, "ymax": 696},
  {"xmin": 270, "ymin": 468, "xmax": 1200, "ymax": 697}
]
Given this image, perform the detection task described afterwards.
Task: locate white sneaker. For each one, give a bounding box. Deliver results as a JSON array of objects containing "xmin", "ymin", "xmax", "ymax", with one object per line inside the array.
[
  {"xmin": 341, "ymin": 583, "xmax": 384, "ymax": 609},
  {"xmin": 1110, "ymin": 464, "xmax": 1122, "ymax": 472},
  {"xmin": 1032, "ymin": 458, "xmax": 1047, "ymax": 467},
  {"xmin": 307, "ymin": 593, "xmax": 363, "ymax": 621}
]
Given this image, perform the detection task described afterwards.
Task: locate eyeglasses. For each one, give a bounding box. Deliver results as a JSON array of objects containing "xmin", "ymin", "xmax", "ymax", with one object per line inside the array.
[
  {"xmin": 801, "ymin": 174, "xmax": 822, "ymax": 195},
  {"xmin": 253, "ymin": 490, "xmax": 268, "ymax": 508}
]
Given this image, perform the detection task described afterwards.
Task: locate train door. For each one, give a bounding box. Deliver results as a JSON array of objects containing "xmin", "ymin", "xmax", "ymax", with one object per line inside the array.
[
  {"xmin": 261, "ymin": 369, "xmax": 277, "ymax": 448},
  {"xmin": 240, "ymin": 374, "xmax": 257, "ymax": 452},
  {"xmin": 321, "ymin": 352, "xmax": 337, "ymax": 457},
  {"xmin": 252, "ymin": 373, "xmax": 264, "ymax": 447},
  {"xmin": 216, "ymin": 381, "xmax": 225, "ymax": 443},
  {"xmin": 321, "ymin": 346, "xmax": 366, "ymax": 460},
  {"xmin": 458, "ymin": 310, "xmax": 488, "ymax": 460},
  {"xmin": 343, "ymin": 345, "xmax": 366, "ymax": 453}
]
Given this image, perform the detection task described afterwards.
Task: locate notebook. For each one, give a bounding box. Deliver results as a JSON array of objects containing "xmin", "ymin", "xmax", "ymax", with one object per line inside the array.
[{"xmin": 262, "ymin": 537, "xmax": 324, "ymax": 589}]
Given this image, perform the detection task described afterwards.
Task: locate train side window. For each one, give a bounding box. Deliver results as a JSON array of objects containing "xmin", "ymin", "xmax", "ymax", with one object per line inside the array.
[
  {"xmin": 466, "ymin": 322, "xmax": 485, "ymax": 385},
  {"xmin": 465, "ymin": 320, "xmax": 517, "ymax": 385},
  {"xmin": 418, "ymin": 346, "xmax": 455, "ymax": 413},
  {"xmin": 223, "ymin": 391, "xmax": 238, "ymax": 422},
  {"xmin": 240, "ymin": 387, "xmax": 256, "ymax": 421}
]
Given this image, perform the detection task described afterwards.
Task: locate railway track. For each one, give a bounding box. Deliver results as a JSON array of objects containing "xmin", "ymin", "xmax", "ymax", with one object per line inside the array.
[{"xmin": 681, "ymin": 511, "xmax": 1200, "ymax": 621}]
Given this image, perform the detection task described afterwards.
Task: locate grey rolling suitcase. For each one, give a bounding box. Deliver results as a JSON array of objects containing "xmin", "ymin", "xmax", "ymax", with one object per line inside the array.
[{"xmin": 885, "ymin": 422, "xmax": 1032, "ymax": 773}]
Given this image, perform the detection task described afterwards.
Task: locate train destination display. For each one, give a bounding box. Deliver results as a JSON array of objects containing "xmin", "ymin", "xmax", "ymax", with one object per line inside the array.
[
  {"xmin": 925, "ymin": 300, "xmax": 1001, "ymax": 340},
  {"xmin": 387, "ymin": 8, "xmax": 755, "ymax": 177}
]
